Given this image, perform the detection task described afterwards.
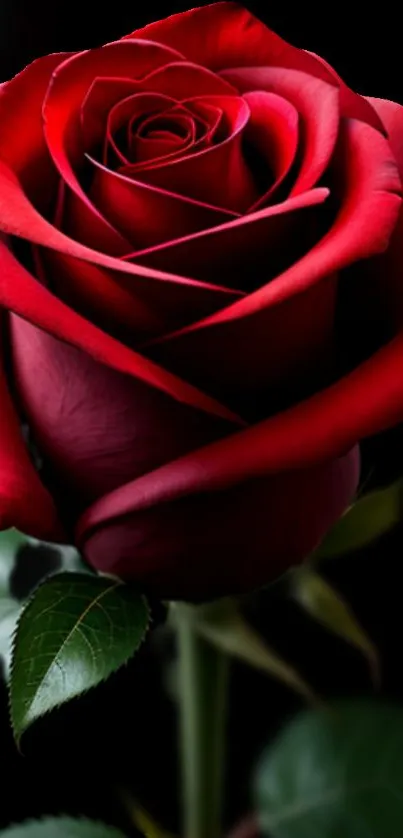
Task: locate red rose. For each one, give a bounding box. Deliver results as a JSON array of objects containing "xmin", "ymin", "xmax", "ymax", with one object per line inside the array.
[{"xmin": 0, "ymin": 2, "xmax": 402, "ymax": 599}]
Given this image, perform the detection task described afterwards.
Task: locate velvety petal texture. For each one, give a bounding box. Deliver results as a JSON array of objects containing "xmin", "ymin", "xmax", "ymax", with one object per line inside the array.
[{"xmin": 0, "ymin": 3, "xmax": 403, "ymax": 599}]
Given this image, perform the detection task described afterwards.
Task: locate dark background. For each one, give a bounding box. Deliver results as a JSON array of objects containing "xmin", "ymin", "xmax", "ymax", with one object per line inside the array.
[
  {"xmin": 1, "ymin": 2, "xmax": 403, "ymax": 835},
  {"xmin": 1, "ymin": 1, "xmax": 401, "ymax": 103}
]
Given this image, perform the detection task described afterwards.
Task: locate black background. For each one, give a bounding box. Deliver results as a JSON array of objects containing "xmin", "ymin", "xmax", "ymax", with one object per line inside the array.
[
  {"xmin": 1, "ymin": 2, "xmax": 403, "ymax": 835},
  {"xmin": 0, "ymin": 1, "xmax": 401, "ymax": 103}
]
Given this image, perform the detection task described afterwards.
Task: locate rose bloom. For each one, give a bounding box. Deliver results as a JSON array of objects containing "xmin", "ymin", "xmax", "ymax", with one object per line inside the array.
[{"xmin": 0, "ymin": 2, "xmax": 403, "ymax": 599}]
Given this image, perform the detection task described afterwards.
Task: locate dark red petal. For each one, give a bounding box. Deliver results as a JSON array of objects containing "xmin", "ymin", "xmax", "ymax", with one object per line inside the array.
[
  {"xmin": 153, "ymin": 118, "xmax": 400, "ymax": 338},
  {"xmin": 127, "ymin": 2, "xmax": 382, "ymax": 131},
  {"xmin": 350, "ymin": 98, "xmax": 403, "ymax": 331},
  {"xmin": 223, "ymin": 67, "xmax": 340, "ymax": 195},
  {"xmin": 0, "ymin": 52, "xmax": 72, "ymax": 208},
  {"xmin": 0, "ymin": 159, "xmax": 241, "ymax": 348},
  {"xmin": 10, "ymin": 317, "xmax": 231, "ymax": 510},
  {"xmin": 80, "ymin": 331, "xmax": 403, "ymax": 528},
  {"xmin": 145, "ymin": 118, "xmax": 401, "ymax": 402},
  {"xmin": 55, "ymin": 186, "xmax": 131, "ymax": 256},
  {"xmin": 136, "ymin": 59, "xmax": 237, "ymax": 98},
  {"xmin": 0, "ymin": 230, "xmax": 242, "ymax": 427},
  {"xmin": 120, "ymin": 95, "xmax": 257, "ymax": 212},
  {"xmin": 131, "ymin": 113, "xmax": 196, "ymax": 165},
  {"xmin": 78, "ymin": 446, "xmax": 359, "ymax": 600},
  {"xmin": 242, "ymin": 90, "xmax": 299, "ymax": 207},
  {"xmin": 40, "ymin": 249, "xmax": 165, "ymax": 340},
  {"xmin": 80, "ymin": 76, "xmax": 138, "ymax": 152},
  {"xmin": 105, "ymin": 91, "xmax": 187, "ymax": 166},
  {"xmin": 42, "ymin": 40, "xmax": 184, "ymax": 254},
  {"xmin": 42, "ymin": 244, "xmax": 241, "ymax": 342},
  {"xmin": 132, "ymin": 187, "xmax": 329, "ymax": 289},
  {"xmin": 0, "ymin": 316, "xmax": 63, "ymax": 540},
  {"xmin": 89, "ymin": 156, "xmax": 238, "ymax": 250}
]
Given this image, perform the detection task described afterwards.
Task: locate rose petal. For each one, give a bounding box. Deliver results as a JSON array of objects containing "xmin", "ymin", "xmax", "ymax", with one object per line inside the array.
[
  {"xmin": 132, "ymin": 187, "xmax": 329, "ymax": 289},
  {"xmin": 306, "ymin": 50, "xmax": 385, "ymax": 129},
  {"xmin": 105, "ymin": 92, "xmax": 192, "ymax": 166},
  {"xmin": 223, "ymin": 67, "xmax": 340, "ymax": 196},
  {"xmin": 242, "ymin": 90, "xmax": 299, "ymax": 207},
  {"xmin": 143, "ymin": 117, "xmax": 401, "ymax": 408},
  {"xmin": 0, "ymin": 313, "xmax": 63, "ymax": 540},
  {"xmin": 120, "ymin": 95, "xmax": 256, "ymax": 212},
  {"xmin": 78, "ymin": 446, "xmax": 359, "ymax": 600},
  {"xmin": 150, "ymin": 117, "xmax": 400, "ymax": 343},
  {"xmin": 80, "ymin": 76, "xmax": 138, "ymax": 154},
  {"xmin": 40, "ymin": 248, "xmax": 165, "ymax": 340},
  {"xmin": 10, "ymin": 317, "xmax": 231, "ymax": 512},
  {"xmin": 135, "ymin": 59, "xmax": 237, "ymax": 98},
  {"xmin": 338, "ymin": 98, "xmax": 403, "ymax": 358},
  {"xmin": 0, "ymin": 53, "xmax": 71, "ymax": 210},
  {"xmin": 368, "ymin": 99, "xmax": 403, "ymax": 322},
  {"xmin": 0, "ymin": 159, "xmax": 241, "ymax": 343},
  {"xmin": 41, "ymin": 245, "xmax": 242, "ymax": 342},
  {"xmin": 42, "ymin": 39, "xmax": 184, "ymax": 254},
  {"xmin": 88, "ymin": 156, "xmax": 239, "ymax": 250},
  {"xmin": 0, "ymin": 230, "xmax": 243, "ymax": 426},
  {"xmin": 128, "ymin": 2, "xmax": 382, "ymax": 131},
  {"xmin": 80, "ymin": 326, "xmax": 403, "ymax": 530}
]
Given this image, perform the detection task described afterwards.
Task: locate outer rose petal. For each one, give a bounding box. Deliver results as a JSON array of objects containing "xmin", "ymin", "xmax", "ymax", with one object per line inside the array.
[
  {"xmin": 0, "ymin": 314, "xmax": 63, "ymax": 539},
  {"xmin": 0, "ymin": 236, "xmax": 243, "ymax": 426},
  {"xmin": 364, "ymin": 97, "xmax": 403, "ymax": 326},
  {"xmin": 9, "ymin": 316, "xmax": 230, "ymax": 510},
  {"xmin": 0, "ymin": 53, "xmax": 71, "ymax": 208},
  {"xmin": 128, "ymin": 2, "xmax": 382, "ymax": 130},
  {"xmin": 78, "ymin": 446, "xmax": 360, "ymax": 600},
  {"xmin": 0, "ymin": 162, "xmax": 243, "ymax": 421},
  {"xmin": 145, "ymin": 118, "xmax": 401, "ymax": 402}
]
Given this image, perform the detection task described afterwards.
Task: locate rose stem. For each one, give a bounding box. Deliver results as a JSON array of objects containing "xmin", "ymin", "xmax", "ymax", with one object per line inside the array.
[{"xmin": 174, "ymin": 603, "xmax": 229, "ymax": 838}]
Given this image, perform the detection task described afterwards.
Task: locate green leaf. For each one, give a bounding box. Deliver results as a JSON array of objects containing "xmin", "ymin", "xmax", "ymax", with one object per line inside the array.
[
  {"xmin": 0, "ymin": 598, "xmax": 21, "ymax": 677},
  {"xmin": 314, "ymin": 480, "xmax": 403, "ymax": 560},
  {"xmin": 291, "ymin": 568, "xmax": 380, "ymax": 686},
  {"xmin": 0, "ymin": 818, "xmax": 126, "ymax": 837},
  {"xmin": 255, "ymin": 699, "xmax": 403, "ymax": 838},
  {"xmin": 171, "ymin": 601, "xmax": 318, "ymax": 705},
  {"xmin": 10, "ymin": 572, "xmax": 150, "ymax": 741}
]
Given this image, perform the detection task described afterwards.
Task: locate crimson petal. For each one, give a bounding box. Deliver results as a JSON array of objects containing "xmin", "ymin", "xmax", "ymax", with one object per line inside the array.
[
  {"xmin": 242, "ymin": 90, "xmax": 299, "ymax": 207},
  {"xmin": 145, "ymin": 118, "xmax": 401, "ymax": 401},
  {"xmin": 78, "ymin": 447, "xmax": 359, "ymax": 600},
  {"xmin": 89, "ymin": 156, "xmax": 238, "ymax": 250},
  {"xmin": 128, "ymin": 2, "xmax": 382, "ymax": 131},
  {"xmin": 0, "ymin": 315, "xmax": 63, "ymax": 540},
  {"xmin": 223, "ymin": 66, "xmax": 340, "ymax": 196},
  {"xmin": 42, "ymin": 40, "xmax": 184, "ymax": 254},
  {"xmin": 120, "ymin": 95, "xmax": 256, "ymax": 212}
]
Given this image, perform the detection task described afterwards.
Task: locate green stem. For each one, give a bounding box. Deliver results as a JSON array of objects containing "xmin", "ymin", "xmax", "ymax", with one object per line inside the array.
[{"xmin": 175, "ymin": 604, "xmax": 229, "ymax": 838}]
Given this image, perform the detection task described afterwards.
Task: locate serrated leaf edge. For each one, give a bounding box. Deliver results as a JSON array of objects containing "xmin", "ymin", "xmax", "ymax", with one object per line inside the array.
[{"xmin": 8, "ymin": 572, "xmax": 150, "ymax": 743}]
